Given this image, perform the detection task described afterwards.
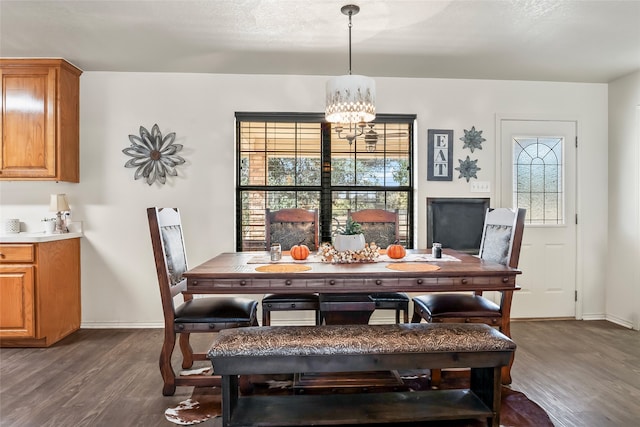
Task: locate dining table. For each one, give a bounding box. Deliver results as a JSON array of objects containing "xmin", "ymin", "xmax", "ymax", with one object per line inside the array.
[{"xmin": 183, "ymin": 248, "xmax": 521, "ymax": 383}]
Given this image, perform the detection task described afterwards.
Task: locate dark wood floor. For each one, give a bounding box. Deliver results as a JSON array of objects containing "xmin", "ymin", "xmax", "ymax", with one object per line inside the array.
[{"xmin": 1, "ymin": 320, "xmax": 638, "ymax": 427}]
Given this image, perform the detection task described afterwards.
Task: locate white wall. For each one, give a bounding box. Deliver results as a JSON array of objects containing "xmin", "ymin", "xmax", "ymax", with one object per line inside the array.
[
  {"xmin": 0, "ymin": 72, "xmax": 609, "ymax": 327},
  {"xmin": 608, "ymin": 70, "xmax": 640, "ymax": 330}
]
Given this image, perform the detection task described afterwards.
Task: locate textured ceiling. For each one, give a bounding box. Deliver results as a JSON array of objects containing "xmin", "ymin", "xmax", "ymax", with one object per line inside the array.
[{"xmin": 1, "ymin": 0, "xmax": 639, "ymax": 83}]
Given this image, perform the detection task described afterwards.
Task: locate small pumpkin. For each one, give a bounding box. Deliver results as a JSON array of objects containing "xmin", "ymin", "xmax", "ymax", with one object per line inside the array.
[
  {"xmin": 386, "ymin": 243, "xmax": 406, "ymax": 259},
  {"xmin": 290, "ymin": 244, "xmax": 310, "ymax": 260}
]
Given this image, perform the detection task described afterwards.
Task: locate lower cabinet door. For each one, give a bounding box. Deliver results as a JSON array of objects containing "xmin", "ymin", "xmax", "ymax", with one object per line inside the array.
[{"xmin": 0, "ymin": 266, "xmax": 35, "ymax": 338}]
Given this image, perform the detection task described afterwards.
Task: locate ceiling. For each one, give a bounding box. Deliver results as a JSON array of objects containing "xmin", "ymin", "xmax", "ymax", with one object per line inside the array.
[{"xmin": 1, "ymin": 0, "xmax": 639, "ymax": 83}]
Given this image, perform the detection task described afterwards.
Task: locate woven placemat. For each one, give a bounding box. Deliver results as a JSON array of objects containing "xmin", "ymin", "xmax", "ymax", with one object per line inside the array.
[
  {"xmin": 385, "ymin": 263, "xmax": 441, "ymax": 272},
  {"xmin": 255, "ymin": 264, "xmax": 312, "ymax": 273}
]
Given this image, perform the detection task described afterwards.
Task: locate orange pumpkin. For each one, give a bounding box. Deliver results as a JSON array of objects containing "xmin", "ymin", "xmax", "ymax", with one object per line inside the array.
[
  {"xmin": 290, "ymin": 244, "xmax": 310, "ymax": 260},
  {"xmin": 386, "ymin": 243, "xmax": 406, "ymax": 259}
]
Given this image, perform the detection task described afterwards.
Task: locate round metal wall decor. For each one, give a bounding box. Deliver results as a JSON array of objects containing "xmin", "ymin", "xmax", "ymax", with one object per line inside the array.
[
  {"xmin": 460, "ymin": 126, "xmax": 485, "ymax": 152},
  {"xmin": 455, "ymin": 155, "xmax": 481, "ymax": 182},
  {"xmin": 123, "ymin": 124, "xmax": 185, "ymax": 185}
]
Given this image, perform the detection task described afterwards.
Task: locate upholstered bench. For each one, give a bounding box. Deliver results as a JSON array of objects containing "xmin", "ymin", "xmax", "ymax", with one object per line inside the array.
[{"xmin": 208, "ymin": 323, "xmax": 515, "ymax": 427}]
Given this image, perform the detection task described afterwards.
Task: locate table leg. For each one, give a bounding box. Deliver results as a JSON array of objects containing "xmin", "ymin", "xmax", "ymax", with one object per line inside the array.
[{"xmin": 499, "ymin": 290, "xmax": 514, "ymax": 385}]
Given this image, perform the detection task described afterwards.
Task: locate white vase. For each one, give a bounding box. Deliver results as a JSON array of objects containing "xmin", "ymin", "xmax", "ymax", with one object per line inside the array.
[
  {"xmin": 333, "ymin": 234, "xmax": 366, "ymax": 252},
  {"xmin": 43, "ymin": 221, "xmax": 56, "ymax": 234}
]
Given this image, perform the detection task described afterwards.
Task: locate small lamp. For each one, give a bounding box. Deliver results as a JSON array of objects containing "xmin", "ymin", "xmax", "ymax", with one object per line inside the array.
[{"xmin": 49, "ymin": 194, "xmax": 70, "ymax": 233}]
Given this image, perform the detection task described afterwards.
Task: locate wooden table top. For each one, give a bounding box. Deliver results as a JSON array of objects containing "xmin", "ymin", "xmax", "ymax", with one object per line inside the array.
[{"xmin": 184, "ymin": 249, "xmax": 521, "ymax": 294}]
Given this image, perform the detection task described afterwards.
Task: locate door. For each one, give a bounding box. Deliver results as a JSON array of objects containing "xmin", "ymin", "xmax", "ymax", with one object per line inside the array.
[{"xmin": 498, "ymin": 118, "xmax": 577, "ymax": 318}]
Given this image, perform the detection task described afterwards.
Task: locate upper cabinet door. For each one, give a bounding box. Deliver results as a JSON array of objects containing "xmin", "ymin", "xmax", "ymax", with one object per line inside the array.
[
  {"xmin": 0, "ymin": 59, "xmax": 82, "ymax": 182},
  {"xmin": 1, "ymin": 66, "xmax": 56, "ymax": 178}
]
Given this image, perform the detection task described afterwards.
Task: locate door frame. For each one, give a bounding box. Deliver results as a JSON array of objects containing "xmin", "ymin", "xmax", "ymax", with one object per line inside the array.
[{"xmin": 495, "ymin": 113, "xmax": 582, "ymax": 319}]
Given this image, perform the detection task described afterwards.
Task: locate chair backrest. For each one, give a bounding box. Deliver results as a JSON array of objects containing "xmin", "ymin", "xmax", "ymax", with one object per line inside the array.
[
  {"xmin": 348, "ymin": 209, "xmax": 400, "ymax": 248},
  {"xmin": 265, "ymin": 208, "xmax": 319, "ymax": 251},
  {"xmin": 478, "ymin": 208, "xmax": 526, "ymax": 268},
  {"xmin": 147, "ymin": 207, "xmax": 189, "ymax": 323}
]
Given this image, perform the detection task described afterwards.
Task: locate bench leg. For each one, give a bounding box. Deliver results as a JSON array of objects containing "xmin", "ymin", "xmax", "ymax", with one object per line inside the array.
[
  {"xmin": 222, "ymin": 375, "xmax": 239, "ymax": 427},
  {"xmin": 470, "ymin": 366, "xmax": 502, "ymax": 427}
]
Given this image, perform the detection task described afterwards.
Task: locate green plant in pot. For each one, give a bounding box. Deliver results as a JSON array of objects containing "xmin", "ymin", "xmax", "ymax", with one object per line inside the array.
[{"xmin": 333, "ymin": 218, "xmax": 366, "ymax": 252}]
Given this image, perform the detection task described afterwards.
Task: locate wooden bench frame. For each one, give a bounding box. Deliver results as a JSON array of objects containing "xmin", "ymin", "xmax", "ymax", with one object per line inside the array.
[{"xmin": 208, "ymin": 324, "xmax": 515, "ymax": 427}]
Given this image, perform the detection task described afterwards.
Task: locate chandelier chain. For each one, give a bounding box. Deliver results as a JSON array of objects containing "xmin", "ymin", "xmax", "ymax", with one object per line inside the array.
[{"xmin": 348, "ymin": 10, "xmax": 353, "ymax": 75}]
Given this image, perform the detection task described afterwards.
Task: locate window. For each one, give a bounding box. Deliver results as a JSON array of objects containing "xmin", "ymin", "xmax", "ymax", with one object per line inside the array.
[
  {"xmin": 512, "ymin": 136, "xmax": 563, "ymax": 224},
  {"xmin": 236, "ymin": 112, "xmax": 415, "ymax": 251}
]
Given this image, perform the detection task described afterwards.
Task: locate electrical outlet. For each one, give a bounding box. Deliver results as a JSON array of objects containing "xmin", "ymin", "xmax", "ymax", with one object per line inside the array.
[{"xmin": 470, "ymin": 181, "xmax": 491, "ymax": 193}]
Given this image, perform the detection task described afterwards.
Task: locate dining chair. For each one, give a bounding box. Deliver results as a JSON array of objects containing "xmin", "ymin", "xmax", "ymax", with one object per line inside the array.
[
  {"xmin": 147, "ymin": 207, "xmax": 259, "ymax": 396},
  {"xmin": 348, "ymin": 209, "xmax": 409, "ymax": 323},
  {"xmin": 411, "ymin": 207, "xmax": 526, "ymax": 385},
  {"xmin": 262, "ymin": 208, "xmax": 322, "ymax": 326}
]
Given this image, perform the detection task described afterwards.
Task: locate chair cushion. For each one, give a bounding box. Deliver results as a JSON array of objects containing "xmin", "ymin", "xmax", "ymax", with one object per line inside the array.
[
  {"xmin": 361, "ymin": 223, "xmax": 397, "ymax": 248},
  {"xmin": 413, "ymin": 294, "xmax": 500, "ymax": 318},
  {"xmin": 175, "ymin": 297, "xmax": 258, "ymax": 324},
  {"xmin": 369, "ymin": 292, "xmax": 409, "ymax": 303},
  {"xmin": 262, "ymin": 293, "xmax": 320, "ymax": 304},
  {"xmin": 481, "ymin": 224, "xmax": 512, "ymax": 265},
  {"xmin": 269, "ymin": 222, "xmax": 317, "ymax": 251},
  {"xmin": 160, "ymin": 225, "xmax": 187, "ymax": 286}
]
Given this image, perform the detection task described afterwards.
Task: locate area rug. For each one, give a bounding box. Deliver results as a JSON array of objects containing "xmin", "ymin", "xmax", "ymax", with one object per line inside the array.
[{"xmin": 165, "ymin": 372, "xmax": 553, "ymax": 426}]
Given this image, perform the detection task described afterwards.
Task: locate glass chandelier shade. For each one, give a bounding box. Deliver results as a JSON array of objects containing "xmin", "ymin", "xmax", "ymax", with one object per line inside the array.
[{"xmin": 325, "ymin": 74, "xmax": 376, "ymax": 123}]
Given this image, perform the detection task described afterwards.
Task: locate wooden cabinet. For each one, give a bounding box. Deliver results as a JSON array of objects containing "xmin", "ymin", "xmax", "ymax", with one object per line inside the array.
[
  {"xmin": 0, "ymin": 238, "xmax": 81, "ymax": 347},
  {"xmin": 0, "ymin": 58, "xmax": 82, "ymax": 182}
]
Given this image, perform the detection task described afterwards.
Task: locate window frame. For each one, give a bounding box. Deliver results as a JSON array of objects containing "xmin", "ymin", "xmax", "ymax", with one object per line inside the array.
[
  {"xmin": 512, "ymin": 135, "xmax": 565, "ymax": 225},
  {"xmin": 235, "ymin": 112, "xmax": 416, "ymax": 251}
]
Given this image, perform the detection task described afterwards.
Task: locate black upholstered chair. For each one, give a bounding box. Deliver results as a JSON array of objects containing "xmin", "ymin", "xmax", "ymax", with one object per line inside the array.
[
  {"xmin": 412, "ymin": 207, "xmax": 526, "ymax": 385},
  {"xmin": 147, "ymin": 207, "xmax": 258, "ymax": 396},
  {"xmin": 349, "ymin": 209, "xmax": 409, "ymax": 323},
  {"xmin": 262, "ymin": 208, "xmax": 321, "ymax": 326}
]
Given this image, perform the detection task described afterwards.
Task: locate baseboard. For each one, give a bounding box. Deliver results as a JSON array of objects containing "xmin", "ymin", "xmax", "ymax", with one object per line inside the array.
[
  {"xmin": 581, "ymin": 313, "xmax": 606, "ymax": 321},
  {"xmin": 511, "ymin": 317, "xmax": 577, "ymax": 322},
  {"xmin": 81, "ymin": 313, "xmax": 400, "ymax": 329},
  {"xmin": 604, "ymin": 314, "xmax": 637, "ymax": 330},
  {"xmin": 81, "ymin": 321, "xmax": 164, "ymax": 329}
]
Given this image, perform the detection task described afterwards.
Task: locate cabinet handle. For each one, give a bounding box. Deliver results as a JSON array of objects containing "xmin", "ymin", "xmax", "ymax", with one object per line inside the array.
[
  {"xmin": 416, "ymin": 279, "xmax": 423, "ymax": 284},
  {"xmin": 240, "ymin": 280, "xmax": 247, "ymax": 286},
  {"xmin": 502, "ymin": 277, "xmax": 509, "ymax": 283},
  {"xmin": 285, "ymin": 280, "xmax": 292, "ymax": 286},
  {"xmin": 329, "ymin": 280, "xmax": 336, "ymax": 285},
  {"xmin": 461, "ymin": 278, "xmax": 468, "ymax": 284},
  {"xmin": 0, "ymin": 253, "xmax": 4, "ymax": 258},
  {"xmin": 375, "ymin": 280, "xmax": 382, "ymax": 285}
]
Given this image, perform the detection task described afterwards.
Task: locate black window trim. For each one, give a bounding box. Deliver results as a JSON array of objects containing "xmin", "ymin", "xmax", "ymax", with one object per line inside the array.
[{"xmin": 235, "ymin": 112, "xmax": 416, "ymax": 250}]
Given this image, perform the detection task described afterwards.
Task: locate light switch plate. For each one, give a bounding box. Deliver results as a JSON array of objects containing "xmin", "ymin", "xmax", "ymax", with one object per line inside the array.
[{"xmin": 470, "ymin": 181, "xmax": 491, "ymax": 193}]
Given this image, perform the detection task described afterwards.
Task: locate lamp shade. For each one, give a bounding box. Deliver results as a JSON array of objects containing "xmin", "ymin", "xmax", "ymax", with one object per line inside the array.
[
  {"xmin": 325, "ymin": 74, "xmax": 376, "ymax": 123},
  {"xmin": 49, "ymin": 194, "xmax": 70, "ymax": 212}
]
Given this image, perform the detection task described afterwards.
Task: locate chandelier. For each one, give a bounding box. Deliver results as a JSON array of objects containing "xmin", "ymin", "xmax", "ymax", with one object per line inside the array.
[{"xmin": 325, "ymin": 4, "xmax": 376, "ymax": 145}]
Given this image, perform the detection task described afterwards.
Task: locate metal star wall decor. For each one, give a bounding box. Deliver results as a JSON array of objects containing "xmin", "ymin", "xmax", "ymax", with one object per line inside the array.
[
  {"xmin": 455, "ymin": 156, "xmax": 481, "ymax": 182},
  {"xmin": 460, "ymin": 126, "xmax": 485, "ymax": 152},
  {"xmin": 123, "ymin": 124, "xmax": 185, "ymax": 185}
]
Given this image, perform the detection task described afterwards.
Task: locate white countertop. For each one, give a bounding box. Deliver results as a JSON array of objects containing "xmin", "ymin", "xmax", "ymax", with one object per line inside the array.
[{"xmin": 0, "ymin": 231, "xmax": 83, "ymax": 243}]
